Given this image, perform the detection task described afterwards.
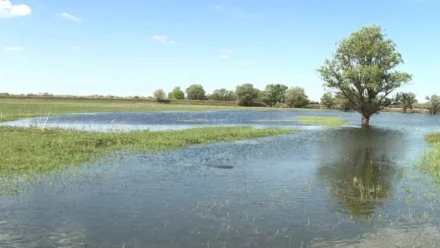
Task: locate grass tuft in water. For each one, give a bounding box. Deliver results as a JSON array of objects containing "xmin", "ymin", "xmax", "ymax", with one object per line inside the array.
[
  {"xmin": 0, "ymin": 126, "xmax": 296, "ymax": 177},
  {"xmin": 419, "ymin": 132, "xmax": 440, "ymax": 185},
  {"xmin": 352, "ymin": 176, "xmax": 385, "ymax": 199},
  {"xmin": 298, "ymin": 116, "xmax": 346, "ymax": 127}
]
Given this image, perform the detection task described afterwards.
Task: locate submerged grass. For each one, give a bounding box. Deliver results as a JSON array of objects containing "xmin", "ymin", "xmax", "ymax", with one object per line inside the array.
[
  {"xmin": 424, "ymin": 133, "xmax": 440, "ymax": 144},
  {"xmin": 298, "ymin": 116, "xmax": 346, "ymax": 127},
  {"xmin": 0, "ymin": 126, "xmax": 295, "ymax": 176},
  {"xmin": 419, "ymin": 132, "xmax": 440, "ymax": 185}
]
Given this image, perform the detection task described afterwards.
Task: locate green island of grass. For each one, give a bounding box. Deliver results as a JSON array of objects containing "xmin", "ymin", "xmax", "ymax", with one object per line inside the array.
[
  {"xmin": 298, "ymin": 116, "xmax": 346, "ymax": 127},
  {"xmin": 0, "ymin": 126, "xmax": 296, "ymax": 176}
]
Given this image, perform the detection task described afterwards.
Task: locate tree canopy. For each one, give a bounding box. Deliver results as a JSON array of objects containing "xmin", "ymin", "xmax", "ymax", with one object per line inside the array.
[
  {"xmin": 262, "ymin": 84, "xmax": 288, "ymax": 106},
  {"xmin": 335, "ymin": 92, "xmax": 355, "ymax": 112},
  {"xmin": 153, "ymin": 89, "xmax": 166, "ymax": 100},
  {"xmin": 208, "ymin": 88, "xmax": 236, "ymax": 101},
  {"xmin": 317, "ymin": 25, "xmax": 412, "ymax": 126},
  {"xmin": 168, "ymin": 87, "xmax": 185, "ymax": 100},
  {"xmin": 426, "ymin": 95, "xmax": 440, "ymax": 115},
  {"xmin": 235, "ymin": 83, "xmax": 260, "ymax": 106},
  {"xmin": 185, "ymin": 84, "xmax": 206, "ymax": 100},
  {"xmin": 285, "ymin": 87, "xmax": 309, "ymax": 108},
  {"xmin": 320, "ymin": 92, "xmax": 337, "ymax": 109},
  {"xmin": 395, "ymin": 92, "xmax": 417, "ymax": 113}
]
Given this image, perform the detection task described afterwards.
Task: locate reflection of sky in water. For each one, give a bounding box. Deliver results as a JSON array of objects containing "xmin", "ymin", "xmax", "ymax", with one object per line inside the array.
[
  {"xmin": 2, "ymin": 110, "xmax": 440, "ymax": 133},
  {"xmin": 1, "ymin": 110, "xmax": 440, "ymax": 247},
  {"xmin": 0, "ymin": 120, "xmax": 325, "ymax": 132},
  {"xmin": 0, "ymin": 110, "xmax": 342, "ymax": 132}
]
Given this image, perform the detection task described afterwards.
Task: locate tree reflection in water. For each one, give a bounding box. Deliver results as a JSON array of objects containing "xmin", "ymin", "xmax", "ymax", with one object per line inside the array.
[{"xmin": 317, "ymin": 127, "xmax": 405, "ymax": 218}]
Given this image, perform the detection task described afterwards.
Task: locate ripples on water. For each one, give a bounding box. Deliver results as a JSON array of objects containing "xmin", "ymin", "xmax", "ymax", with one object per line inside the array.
[{"xmin": 2, "ymin": 110, "xmax": 440, "ymax": 247}]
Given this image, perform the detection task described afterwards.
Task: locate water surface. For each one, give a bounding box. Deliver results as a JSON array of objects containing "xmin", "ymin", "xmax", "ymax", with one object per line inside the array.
[
  {"xmin": 1, "ymin": 110, "xmax": 440, "ymax": 247},
  {"xmin": 2, "ymin": 110, "xmax": 353, "ymax": 131}
]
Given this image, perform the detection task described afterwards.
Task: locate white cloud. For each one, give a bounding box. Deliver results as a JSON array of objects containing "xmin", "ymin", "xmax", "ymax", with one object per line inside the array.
[
  {"xmin": 213, "ymin": 4, "xmax": 250, "ymax": 18},
  {"xmin": 71, "ymin": 45, "xmax": 80, "ymax": 50},
  {"xmin": 0, "ymin": 0, "xmax": 31, "ymax": 18},
  {"xmin": 3, "ymin": 46, "xmax": 23, "ymax": 51},
  {"xmin": 151, "ymin": 35, "xmax": 168, "ymax": 43},
  {"xmin": 58, "ymin": 12, "xmax": 81, "ymax": 22},
  {"xmin": 220, "ymin": 49, "xmax": 233, "ymax": 59},
  {"xmin": 150, "ymin": 35, "xmax": 178, "ymax": 44}
]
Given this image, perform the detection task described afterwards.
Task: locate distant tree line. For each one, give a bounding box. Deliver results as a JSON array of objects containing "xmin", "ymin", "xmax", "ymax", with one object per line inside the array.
[
  {"xmin": 3, "ymin": 87, "xmax": 437, "ymax": 115},
  {"xmin": 318, "ymin": 90, "xmax": 440, "ymax": 116},
  {"xmin": 153, "ymin": 83, "xmax": 311, "ymax": 108},
  {"xmin": 154, "ymin": 83, "xmax": 439, "ymax": 115}
]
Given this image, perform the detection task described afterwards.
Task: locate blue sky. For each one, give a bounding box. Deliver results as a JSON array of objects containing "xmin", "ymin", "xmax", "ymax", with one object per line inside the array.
[{"xmin": 0, "ymin": 0, "xmax": 438, "ymax": 101}]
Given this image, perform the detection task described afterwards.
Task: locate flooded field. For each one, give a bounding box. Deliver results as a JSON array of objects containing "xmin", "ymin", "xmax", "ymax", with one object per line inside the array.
[
  {"xmin": 2, "ymin": 110, "xmax": 440, "ymax": 247},
  {"xmin": 2, "ymin": 110, "xmax": 346, "ymax": 131}
]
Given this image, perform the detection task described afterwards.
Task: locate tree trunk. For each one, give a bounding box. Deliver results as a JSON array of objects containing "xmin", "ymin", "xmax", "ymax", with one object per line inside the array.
[{"xmin": 362, "ymin": 115, "xmax": 370, "ymax": 127}]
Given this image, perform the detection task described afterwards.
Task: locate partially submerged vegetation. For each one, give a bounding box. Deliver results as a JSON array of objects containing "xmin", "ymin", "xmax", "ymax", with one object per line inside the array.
[
  {"xmin": 420, "ymin": 132, "xmax": 440, "ymax": 184},
  {"xmin": 298, "ymin": 116, "xmax": 346, "ymax": 127},
  {"xmin": 0, "ymin": 126, "xmax": 294, "ymax": 176},
  {"xmin": 317, "ymin": 25, "xmax": 412, "ymax": 126}
]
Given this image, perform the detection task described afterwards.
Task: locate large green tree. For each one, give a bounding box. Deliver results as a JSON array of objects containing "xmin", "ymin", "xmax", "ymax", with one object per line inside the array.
[
  {"xmin": 262, "ymin": 83, "xmax": 288, "ymax": 106},
  {"xmin": 235, "ymin": 83, "xmax": 260, "ymax": 106},
  {"xmin": 168, "ymin": 87, "xmax": 185, "ymax": 100},
  {"xmin": 185, "ymin": 84, "xmax": 206, "ymax": 100},
  {"xmin": 285, "ymin": 87, "xmax": 309, "ymax": 108},
  {"xmin": 208, "ymin": 88, "xmax": 236, "ymax": 101},
  {"xmin": 317, "ymin": 25, "xmax": 412, "ymax": 126}
]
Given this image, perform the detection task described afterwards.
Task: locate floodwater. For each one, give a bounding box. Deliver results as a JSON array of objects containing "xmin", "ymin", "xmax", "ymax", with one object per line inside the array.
[
  {"xmin": 2, "ymin": 110, "xmax": 440, "ymax": 247},
  {"xmin": 2, "ymin": 110, "xmax": 344, "ymax": 131}
]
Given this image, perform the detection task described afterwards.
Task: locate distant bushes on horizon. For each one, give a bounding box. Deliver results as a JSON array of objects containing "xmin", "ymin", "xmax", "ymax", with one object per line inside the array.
[{"xmin": 1, "ymin": 85, "xmax": 435, "ymax": 113}]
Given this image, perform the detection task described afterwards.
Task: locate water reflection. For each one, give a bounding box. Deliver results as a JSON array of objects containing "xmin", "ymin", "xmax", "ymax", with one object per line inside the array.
[{"xmin": 317, "ymin": 128, "xmax": 405, "ymax": 218}]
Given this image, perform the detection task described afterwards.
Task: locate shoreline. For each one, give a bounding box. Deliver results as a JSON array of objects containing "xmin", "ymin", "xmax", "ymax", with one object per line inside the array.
[{"xmin": 0, "ymin": 126, "xmax": 296, "ymax": 177}]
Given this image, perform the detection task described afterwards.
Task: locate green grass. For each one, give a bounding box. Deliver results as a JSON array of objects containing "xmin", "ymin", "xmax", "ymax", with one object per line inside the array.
[
  {"xmin": 419, "ymin": 132, "xmax": 440, "ymax": 184},
  {"xmin": 0, "ymin": 98, "xmax": 319, "ymax": 122},
  {"xmin": 298, "ymin": 116, "xmax": 346, "ymax": 127},
  {"xmin": 0, "ymin": 98, "xmax": 245, "ymax": 122},
  {"xmin": 0, "ymin": 126, "xmax": 295, "ymax": 176},
  {"xmin": 425, "ymin": 133, "xmax": 440, "ymax": 144}
]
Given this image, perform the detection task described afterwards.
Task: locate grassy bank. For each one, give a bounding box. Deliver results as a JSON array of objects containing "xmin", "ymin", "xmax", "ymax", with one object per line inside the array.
[
  {"xmin": 419, "ymin": 132, "xmax": 440, "ymax": 184},
  {"xmin": 0, "ymin": 98, "xmax": 244, "ymax": 122},
  {"xmin": 298, "ymin": 116, "xmax": 347, "ymax": 127},
  {"xmin": 0, "ymin": 98, "xmax": 321, "ymax": 123},
  {"xmin": 0, "ymin": 126, "xmax": 294, "ymax": 176},
  {"xmin": 382, "ymin": 107, "xmax": 429, "ymax": 114}
]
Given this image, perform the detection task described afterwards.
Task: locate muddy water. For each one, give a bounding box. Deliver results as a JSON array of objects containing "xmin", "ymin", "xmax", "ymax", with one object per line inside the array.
[{"xmin": 2, "ymin": 110, "xmax": 440, "ymax": 247}]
